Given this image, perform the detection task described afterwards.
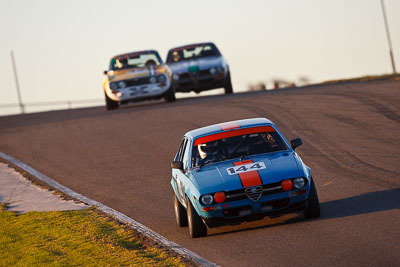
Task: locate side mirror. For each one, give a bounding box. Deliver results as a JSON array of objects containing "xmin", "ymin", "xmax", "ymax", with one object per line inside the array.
[
  {"xmin": 171, "ymin": 161, "xmax": 183, "ymax": 170},
  {"xmin": 290, "ymin": 138, "xmax": 302, "ymax": 150},
  {"xmin": 103, "ymin": 70, "xmax": 108, "ymax": 75}
]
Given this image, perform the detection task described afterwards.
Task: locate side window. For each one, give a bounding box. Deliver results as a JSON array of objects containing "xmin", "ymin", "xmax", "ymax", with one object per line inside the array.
[
  {"xmin": 179, "ymin": 138, "xmax": 187, "ymax": 161},
  {"xmin": 175, "ymin": 138, "xmax": 187, "ymax": 162},
  {"xmin": 182, "ymin": 139, "xmax": 191, "ymax": 173}
]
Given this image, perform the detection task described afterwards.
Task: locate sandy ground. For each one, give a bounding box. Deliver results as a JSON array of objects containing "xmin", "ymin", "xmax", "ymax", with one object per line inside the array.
[{"xmin": 0, "ymin": 162, "xmax": 87, "ymax": 213}]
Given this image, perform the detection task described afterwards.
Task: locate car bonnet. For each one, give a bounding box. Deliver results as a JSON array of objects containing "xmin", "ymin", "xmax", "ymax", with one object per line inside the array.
[
  {"xmin": 107, "ymin": 65, "xmax": 165, "ymax": 82},
  {"xmin": 191, "ymin": 152, "xmax": 303, "ymax": 193},
  {"xmin": 168, "ymin": 56, "xmax": 223, "ymax": 73}
]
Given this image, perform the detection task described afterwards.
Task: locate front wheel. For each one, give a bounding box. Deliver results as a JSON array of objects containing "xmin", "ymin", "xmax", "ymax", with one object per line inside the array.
[
  {"xmin": 173, "ymin": 193, "xmax": 188, "ymax": 227},
  {"xmin": 303, "ymin": 178, "xmax": 321, "ymax": 218},
  {"xmin": 105, "ymin": 92, "xmax": 119, "ymax": 110},
  {"xmin": 187, "ymin": 197, "xmax": 207, "ymax": 238},
  {"xmin": 164, "ymin": 84, "xmax": 176, "ymax": 102},
  {"xmin": 224, "ymin": 72, "xmax": 233, "ymax": 94}
]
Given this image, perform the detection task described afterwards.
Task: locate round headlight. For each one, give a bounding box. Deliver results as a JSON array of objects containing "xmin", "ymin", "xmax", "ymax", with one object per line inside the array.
[
  {"xmin": 158, "ymin": 75, "xmax": 166, "ymax": 83},
  {"xmin": 209, "ymin": 67, "xmax": 216, "ymax": 74},
  {"xmin": 201, "ymin": 194, "xmax": 213, "ymax": 205},
  {"xmin": 149, "ymin": 77, "xmax": 157, "ymax": 83},
  {"xmin": 293, "ymin": 177, "xmax": 305, "ymax": 189},
  {"xmin": 110, "ymin": 82, "xmax": 118, "ymax": 90},
  {"xmin": 173, "ymin": 74, "xmax": 179, "ymax": 81},
  {"xmin": 118, "ymin": 81, "xmax": 126, "ymax": 88}
]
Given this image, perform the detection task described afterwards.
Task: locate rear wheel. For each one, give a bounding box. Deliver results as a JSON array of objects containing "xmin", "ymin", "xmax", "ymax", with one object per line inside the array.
[
  {"xmin": 173, "ymin": 193, "xmax": 188, "ymax": 227},
  {"xmin": 187, "ymin": 197, "xmax": 207, "ymax": 238},
  {"xmin": 105, "ymin": 92, "xmax": 119, "ymax": 110},
  {"xmin": 303, "ymin": 178, "xmax": 321, "ymax": 218},
  {"xmin": 224, "ymin": 72, "xmax": 233, "ymax": 94},
  {"xmin": 164, "ymin": 84, "xmax": 176, "ymax": 102}
]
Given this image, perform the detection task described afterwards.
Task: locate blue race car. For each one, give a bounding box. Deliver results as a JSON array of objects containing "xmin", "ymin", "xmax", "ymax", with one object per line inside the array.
[
  {"xmin": 166, "ymin": 42, "xmax": 233, "ymax": 95},
  {"xmin": 171, "ymin": 118, "xmax": 320, "ymax": 238}
]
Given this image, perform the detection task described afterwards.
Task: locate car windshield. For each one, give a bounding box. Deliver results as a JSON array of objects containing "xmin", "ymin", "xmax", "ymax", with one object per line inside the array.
[
  {"xmin": 109, "ymin": 51, "xmax": 162, "ymax": 70},
  {"xmin": 167, "ymin": 43, "xmax": 220, "ymax": 63},
  {"xmin": 192, "ymin": 131, "xmax": 288, "ymax": 167}
]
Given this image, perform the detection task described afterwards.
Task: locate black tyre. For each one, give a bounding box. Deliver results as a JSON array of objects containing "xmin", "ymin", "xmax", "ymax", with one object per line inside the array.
[
  {"xmin": 173, "ymin": 193, "xmax": 188, "ymax": 227},
  {"xmin": 164, "ymin": 84, "xmax": 176, "ymax": 102},
  {"xmin": 105, "ymin": 92, "xmax": 119, "ymax": 110},
  {"xmin": 187, "ymin": 197, "xmax": 207, "ymax": 238},
  {"xmin": 224, "ymin": 72, "xmax": 233, "ymax": 94},
  {"xmin": 304, "ymin": 178, "xmax": 321, "ymax": 218}
]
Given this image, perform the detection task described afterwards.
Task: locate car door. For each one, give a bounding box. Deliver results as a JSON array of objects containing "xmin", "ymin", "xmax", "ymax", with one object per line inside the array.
[{"xmin": 172, "ymin": 137, "xmax": 189, "ymax": 205}]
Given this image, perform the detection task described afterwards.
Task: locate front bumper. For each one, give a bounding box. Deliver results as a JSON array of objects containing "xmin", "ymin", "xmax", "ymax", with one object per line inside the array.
[
  {"xmin": 198, "ymin": 189, "xmax": 309, "ymax": 228},
  {"xmin": 203, "ymin": 200, "xmax": 307, "ymax": 228},
  {"xmin": 105, "ymin": 81, "xmax": 170, "ymax": 102},
  {"xmin": 174, "ymin": 71, "xmax": 227, "ymax": 93}
]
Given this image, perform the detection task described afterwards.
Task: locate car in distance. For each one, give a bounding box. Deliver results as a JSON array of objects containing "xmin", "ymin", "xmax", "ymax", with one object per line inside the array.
[
  {"xmin": 166, "ymin": 42, "xmax": 233, "ymax": 95},
  {"xmin": 103, "ymin": 50, "xmax": 175, "ymax": 110},
  {"xmin": 171, "ymin": 118, "xmax": 320, "ymax": 238}
]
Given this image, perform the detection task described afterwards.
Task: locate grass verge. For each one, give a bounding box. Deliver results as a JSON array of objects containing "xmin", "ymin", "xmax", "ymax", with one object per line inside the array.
[{"xmin": 0, "ymin": 207, "xmax": 183, "ymax": 266}]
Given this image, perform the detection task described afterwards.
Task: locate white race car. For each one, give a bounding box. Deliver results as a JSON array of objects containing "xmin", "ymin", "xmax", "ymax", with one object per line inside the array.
[{"xmin": 103, "ymin": 50, "xmax": 175, "ymax": 110}]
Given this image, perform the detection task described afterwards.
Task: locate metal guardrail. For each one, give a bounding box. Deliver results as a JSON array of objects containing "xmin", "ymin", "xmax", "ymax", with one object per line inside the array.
[{"xmin": 0, "ymin": 99, "xmax": 104, "ymax": 115}]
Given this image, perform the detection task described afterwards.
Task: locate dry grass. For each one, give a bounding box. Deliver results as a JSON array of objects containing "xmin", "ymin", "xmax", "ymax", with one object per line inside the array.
[{"xmin": 0, "ymin": 208, "xmax": 184, "ymax": 266}]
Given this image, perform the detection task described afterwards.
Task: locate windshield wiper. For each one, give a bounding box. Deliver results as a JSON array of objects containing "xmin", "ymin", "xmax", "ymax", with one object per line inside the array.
[
  {"xmin": 240, "ymin": 153, "xmax": 249, "ymax": 160},
  {"xmin": 198, "ymin": 160, "xmax": 211, "ymax": 169}
]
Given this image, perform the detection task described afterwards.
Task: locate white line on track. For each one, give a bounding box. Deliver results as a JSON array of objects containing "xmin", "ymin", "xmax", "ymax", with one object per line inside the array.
[
  {"xmin": 322, "ymin": 182, "xmax": 333, "ymax": 187},
  {"xmin": 0, "ymin": 151, "xmax": 218, "ymax": 267}
]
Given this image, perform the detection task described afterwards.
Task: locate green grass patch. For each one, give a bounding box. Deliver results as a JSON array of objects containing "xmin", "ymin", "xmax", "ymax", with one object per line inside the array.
[{"xmin": 0, "ymin": 208, "xmax": 183, "ymax": 266}]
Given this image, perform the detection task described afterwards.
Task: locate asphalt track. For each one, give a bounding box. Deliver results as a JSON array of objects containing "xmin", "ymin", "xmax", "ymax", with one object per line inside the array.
[{"xmin": 1, "ymin": 80, "xmax": 399, "ymax": 266}]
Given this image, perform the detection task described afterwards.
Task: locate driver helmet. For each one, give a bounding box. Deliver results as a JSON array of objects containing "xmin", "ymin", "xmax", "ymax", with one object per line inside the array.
[
  {"xmin": 145, "ymin": 59, "xmax": 157, "ymax": 66},
  {"xmin": 198, "ymin": 141, "xmax": 219, "ymax": 159},
  {"xmin": 172, "ymin": 51, "xmax": 180, "ymax": 62}
]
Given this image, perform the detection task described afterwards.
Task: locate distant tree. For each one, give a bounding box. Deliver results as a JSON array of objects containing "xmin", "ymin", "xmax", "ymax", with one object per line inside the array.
[
  {"xmin": 247, "ymin": 82, "xmax": 267, "ymax": 91},
  {"xmin": 256, "ymin": 82, "xmax": 266, "ymax": 90},
  {"xmin": 272, "ymin": 77, "xmax": 292, "ymax": 89},
  {"xmin": 247, "ymin": 83, "xmax": 256, "ymax": 91},
  {"xmin": 248, "ymin": 74, "xmax": 311, "ymax": 91},
  {"xmin": 297, "ymin": 75, "xmax": 311, "ymax": 86}
]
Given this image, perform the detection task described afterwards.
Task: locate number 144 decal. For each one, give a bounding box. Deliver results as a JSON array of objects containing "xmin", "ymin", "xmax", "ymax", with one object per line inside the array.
[{"xmin": 226, "ymin": 162, "xmax": 266, "ymax": 175}]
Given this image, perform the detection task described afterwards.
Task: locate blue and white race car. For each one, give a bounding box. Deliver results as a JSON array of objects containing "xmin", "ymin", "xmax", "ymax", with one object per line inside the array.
[
  {"xmin": 166, "ymin": 42, "xmax": 233, "ymax": 95},
  {"xmin": 171, "ymin": 118, "xmax": 320, "ymax": 237}
]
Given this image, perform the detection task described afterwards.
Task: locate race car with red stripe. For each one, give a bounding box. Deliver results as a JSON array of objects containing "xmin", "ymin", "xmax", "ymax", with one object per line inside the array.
[{"xmin": 171, "ymin": 118, "xmax": 321, "ymax": 238}]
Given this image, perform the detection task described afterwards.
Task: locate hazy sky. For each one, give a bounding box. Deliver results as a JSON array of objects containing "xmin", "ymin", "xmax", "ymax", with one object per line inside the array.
[{"xmin": 0, "ymin": 0, "xmax": 399, "ymax": 115}]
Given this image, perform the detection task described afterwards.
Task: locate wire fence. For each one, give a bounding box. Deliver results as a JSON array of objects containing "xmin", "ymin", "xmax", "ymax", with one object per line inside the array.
[{"xmin": 0, "ymin": 99, "xmax": 104, "ymax": 115}]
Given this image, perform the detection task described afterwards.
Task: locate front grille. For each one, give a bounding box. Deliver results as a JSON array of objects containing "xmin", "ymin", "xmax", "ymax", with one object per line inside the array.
[
  {"xmin": 199, "ymin": 69, "xmax": 211, "ymax": 76},
  {"xmin": 125, "ymin": 77, "xmax": 150, "ymax": 86},
  {"xmin": 177, "ymin": 69, "xmax": 213, "ymax": 80},
  {"xmin": 179, "ymin": 73, "xmax": 190, "ymax": 79},
  {"xmin": 245, "ymin": 186, "xmax": 263, "ymax": 202},
  {"xmin": 225, "ymin": 181, "xmax": 283, "ymax": 202}
]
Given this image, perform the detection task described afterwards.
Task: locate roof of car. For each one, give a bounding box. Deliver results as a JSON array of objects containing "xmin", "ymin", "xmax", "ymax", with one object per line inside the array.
[
  {"xmin": 111, "ymin": 50, "xmax": 159, "ymax": 60},
  {"xmin": 168, "ymin": 42, "xmax": 216, "ymax": 52},
  {"xmin": 185, "ymin": 118, "xmax": 274, "ymax": 140}
]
